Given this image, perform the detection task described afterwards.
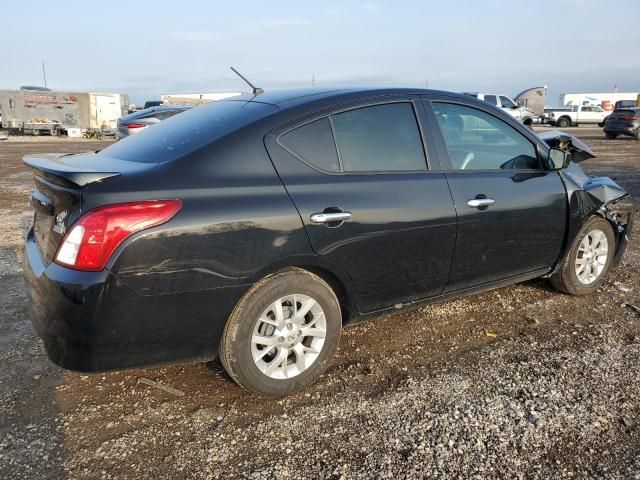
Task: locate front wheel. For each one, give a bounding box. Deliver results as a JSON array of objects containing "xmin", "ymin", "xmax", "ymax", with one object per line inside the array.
[
  {"xmin": 557, "ymin": 117, "xmax": 571, "ymax": 128},
  {"xmin": 635, "ymin": 128, "xmax": 640, "ymax": 141},
  {"xmin": 550, "ymin": 216, "xmax": 615, "ymax": 296},
  {"xmin": 220, "ymin": 269, "xmax": 342, "ymax": 396}
]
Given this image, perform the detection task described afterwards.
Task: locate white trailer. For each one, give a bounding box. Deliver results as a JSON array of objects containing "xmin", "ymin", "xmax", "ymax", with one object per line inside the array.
[
  {"xmin": 0, "ymin": 90, "xmax": 129, "ymax": 135},
  {"xmin": 560, "ymin": 92, "xmax": 639, "ymax": 112}
]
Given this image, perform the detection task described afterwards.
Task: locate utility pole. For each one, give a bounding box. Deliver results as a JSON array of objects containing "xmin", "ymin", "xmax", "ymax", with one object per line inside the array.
[
  {"xmin": 42, "ymin": 61, "xmax": 47, "ymax": 88},
  {"xmin": 312, "ymin": 74, "xmax": 315, "ymax": 88}
]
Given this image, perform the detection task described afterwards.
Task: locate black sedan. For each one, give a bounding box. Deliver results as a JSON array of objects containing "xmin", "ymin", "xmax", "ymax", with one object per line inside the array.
[{"xmin": 23, "ymin": 88, "xmax": 633, "ymax": 396}]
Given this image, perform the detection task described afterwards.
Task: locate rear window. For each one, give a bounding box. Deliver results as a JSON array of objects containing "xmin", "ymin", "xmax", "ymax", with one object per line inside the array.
[
  {"xmin": 483, "ymin": 95, "xmax": 498, "ymax": 106},
  {"xmin": 103, "ymin": 101, "xmax": 274, "ymax": 163}
]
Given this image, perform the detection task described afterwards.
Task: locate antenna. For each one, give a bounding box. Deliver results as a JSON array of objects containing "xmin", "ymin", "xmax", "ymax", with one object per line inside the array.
[
  {"xmin": 230, "ymin": 66, "xmax": 263, "ymax": 95},
  {"xmin": 42, "ymin": 60, "xmax": 47, "ymax": 88}
]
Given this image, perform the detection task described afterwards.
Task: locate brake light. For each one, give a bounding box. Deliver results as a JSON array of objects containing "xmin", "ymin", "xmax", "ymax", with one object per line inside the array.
[
  {"xmin": 619, "ymin": 116, "xmax": 639, "ymax": 121},
  {"xmin": 55, "ymin": 200, "xmax": 183, "ymax": 271},
  {"xmin": 125, "ymin": 123, "xmax": 145, "ymax": 128}
]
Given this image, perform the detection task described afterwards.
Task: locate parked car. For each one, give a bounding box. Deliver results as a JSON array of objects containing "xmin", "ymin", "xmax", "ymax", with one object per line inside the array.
[
  {"xmin": 465, "ymin": 92, "xmax": 537, "ymax": 126},
  {"xmin": 143, "ymin": 100, "xmax": 164, "ymax": 109},
  {"xmin": 23, "ymin": 88, "xmax": 633, "ymax": 396},
  {"xmin": 603, "ymin": 107, "xmax": 640, "ymax": 140},
  {"xmin": 115, "ymin": 105, "xmax": 191, "ymax": 139},
  {"xmin": 614, "ymin": 100, "xmax": 638, "ymax": 110},
  {"xmin": 546, "ymin": 104, "xmax": 608, "ymax": 128}
]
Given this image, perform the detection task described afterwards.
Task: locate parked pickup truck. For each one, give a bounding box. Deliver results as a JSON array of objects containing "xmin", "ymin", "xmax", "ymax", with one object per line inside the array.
[
  {"xmin": 546, "ymin": 105, "xmax": 608, "ymax": 128},
  {"xmin": 465, "ymin": 92, "xmax": 537, "ymax": 126}
]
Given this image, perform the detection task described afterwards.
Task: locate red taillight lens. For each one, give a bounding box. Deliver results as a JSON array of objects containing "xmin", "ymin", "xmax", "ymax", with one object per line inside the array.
[
  {"xmin": 125, "ymin": 123, "xmax": 145, "ymax": 128},
  {"xmin": 55, "ymin": 200, "xmax": 183, "ymax": 271},
  {"xmin": 619, "ymin": 116, "xmax": 639, "ymax": 121}
]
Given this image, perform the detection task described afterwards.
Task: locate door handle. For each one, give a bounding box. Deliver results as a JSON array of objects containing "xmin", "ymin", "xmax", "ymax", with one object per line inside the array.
[
  {"xmin": 310, "ymin": 211, "xmax": 352, "ymax": 224},
  {"xmin": 467, "ymin": 198, "xmax": 495, "ymax": 208}
]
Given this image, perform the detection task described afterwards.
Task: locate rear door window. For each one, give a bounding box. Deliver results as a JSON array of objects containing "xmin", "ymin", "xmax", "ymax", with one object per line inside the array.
[
  {"xmin": 279, "ymin": 118, "xmax": 340, "ymax": 172},
  {"xmin": 332, "ymin": 103, "xmax": 426, "ymax": 172},
  {"xmin": 278, "ymin": 101, "xmax": 427, "ymax": 173}
]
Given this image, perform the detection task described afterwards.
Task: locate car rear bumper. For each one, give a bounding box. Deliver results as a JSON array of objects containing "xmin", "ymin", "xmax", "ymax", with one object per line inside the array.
[
  {"xmin": 603, "ymin": 124, "xmax": 638, "ymax": 135},
  {"xmin": 24, "ymin": 228, "xmax": 248, "ymax": 372}
]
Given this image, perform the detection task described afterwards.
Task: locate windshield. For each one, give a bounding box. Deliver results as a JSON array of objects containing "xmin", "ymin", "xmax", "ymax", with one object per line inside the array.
[{"xmin": 102, "ymin": 101, "xmax": 275, "ymax": 163}]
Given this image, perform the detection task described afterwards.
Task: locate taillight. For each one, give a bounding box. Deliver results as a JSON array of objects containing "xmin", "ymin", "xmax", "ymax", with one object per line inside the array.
[
  {"xmin": 125, "ymin": 123, "xmax": 145, "ymax": 128},
  {"xmin": 55, "ymin": 200, "xmax": 183, "ymax": 271},
  {"xmin": 619, "ymin": 116, "xmax": 639, "ymax": 121}
]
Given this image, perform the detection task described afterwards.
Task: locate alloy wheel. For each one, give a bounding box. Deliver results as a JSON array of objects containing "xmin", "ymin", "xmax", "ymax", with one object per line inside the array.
[
  {"xmin": 251, "ymin": 294, "xmax": 326, "ymax": 379},
  {"xmin": 575, "ymin": 228, "xmax": 609, "ymax": 285}
]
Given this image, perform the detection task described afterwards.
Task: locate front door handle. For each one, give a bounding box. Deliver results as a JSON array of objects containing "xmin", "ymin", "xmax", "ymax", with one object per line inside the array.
[
  {"xmin": 467, "ymin": 198, "xmax": 496, "ymax": 208},
  {"xmin": 310, "ymin": 211, "xmax": 352, "ymax": 224}
]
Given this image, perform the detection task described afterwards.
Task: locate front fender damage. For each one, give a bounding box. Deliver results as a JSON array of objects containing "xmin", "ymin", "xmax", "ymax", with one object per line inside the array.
[{"xmin": 560, "ymin": 162, "xmax": 634, "ymax": 269}]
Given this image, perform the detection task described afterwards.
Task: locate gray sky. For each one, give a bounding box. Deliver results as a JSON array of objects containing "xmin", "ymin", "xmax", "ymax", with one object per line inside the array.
[{"xmin": 1, "ymin": 0, "xmax": 638, "ymax": 105}]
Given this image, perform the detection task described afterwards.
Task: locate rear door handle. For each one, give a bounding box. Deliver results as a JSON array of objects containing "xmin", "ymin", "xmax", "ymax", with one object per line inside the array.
[
  {"xmin": 467, "ymin": 198, "xmax": 495, "ymax": 208},
  {"xmin": 310, "ymin": 211, "xmax": 352, "ymax": 224}
]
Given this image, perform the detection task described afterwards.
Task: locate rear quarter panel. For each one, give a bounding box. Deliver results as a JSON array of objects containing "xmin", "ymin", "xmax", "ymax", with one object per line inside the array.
[{"xmin": 90, "ymin": 127, "xmax": 314, "ymax": 295}]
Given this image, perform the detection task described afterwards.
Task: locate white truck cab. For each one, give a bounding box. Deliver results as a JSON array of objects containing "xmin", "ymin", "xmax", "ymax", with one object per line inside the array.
[{"xmin": 465, "ymin": 93, "xmax": 536, "ymax": 126}]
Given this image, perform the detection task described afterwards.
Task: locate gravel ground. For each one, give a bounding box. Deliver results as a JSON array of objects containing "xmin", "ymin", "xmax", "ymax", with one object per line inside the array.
[{"xmin": 1, "ymin": 128, "xmax": 639, "ymax": 479}]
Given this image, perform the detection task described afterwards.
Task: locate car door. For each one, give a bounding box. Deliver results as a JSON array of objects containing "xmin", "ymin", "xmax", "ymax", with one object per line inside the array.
[
  {"xmin": 423, "ymin": 97, "xmax": 567, "ymax": 292},
  {"xmin": 579, "ymin": 106, "xmax": 596, "ymax": 123},
  {"xmin": 265, "ymin": 97, "xmax": 457, "ymax": 313}
]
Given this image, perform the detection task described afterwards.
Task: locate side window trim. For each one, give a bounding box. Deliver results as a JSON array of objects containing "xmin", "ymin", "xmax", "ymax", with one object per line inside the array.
[
  {"xmin": 327, "ymin": 115, "xmax": 344, "ymax": 172},
  {"xmin": 275, "ymin": 99, "xmax": 432, "ymax": 175},
  {"xmin": 424, "ymin": 99, "xmax": 543, "ymax": 172}
]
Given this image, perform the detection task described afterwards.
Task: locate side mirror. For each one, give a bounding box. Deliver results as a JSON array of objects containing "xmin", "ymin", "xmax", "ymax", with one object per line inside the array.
[{"xmin": 548, "ymin": 148, "xmax": 569, "ymax": 170}]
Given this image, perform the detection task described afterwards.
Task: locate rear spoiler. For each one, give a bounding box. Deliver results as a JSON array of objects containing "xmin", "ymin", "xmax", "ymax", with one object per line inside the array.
[{"xmin": 23, "ymin": 153, "xmax": 120, "ymax": 188}]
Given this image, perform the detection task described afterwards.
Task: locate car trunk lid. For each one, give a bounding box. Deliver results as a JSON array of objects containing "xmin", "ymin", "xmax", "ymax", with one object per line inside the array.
[{"xmin": 24, "ymin": 151, "xmax": 156, "ymax": 264}]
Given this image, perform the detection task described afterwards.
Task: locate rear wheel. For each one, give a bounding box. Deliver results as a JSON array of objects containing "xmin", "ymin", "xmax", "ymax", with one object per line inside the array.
[
  {"xmin": 550, "ymin": 216, "xmax": 615, "ymax": 296},
  {"xmin": 605, "ymin": 132, "xmax": 618, "ymax": 139},
  {"xmin": 220, "ymin": 269, "xmax": 342, "ymax": 396},
  {"xmin": 557, "ymin": 117, "xmax": 571, "ymax": 128}
]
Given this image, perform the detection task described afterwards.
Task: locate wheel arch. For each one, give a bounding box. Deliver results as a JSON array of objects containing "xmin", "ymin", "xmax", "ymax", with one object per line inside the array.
[
  {"xmin": 557, "ymin": 115, "xmax": 572, "ymax": 126},
  {"xmin": 247, "ymin": 255, "xmax": 360, "ymax": 325}
]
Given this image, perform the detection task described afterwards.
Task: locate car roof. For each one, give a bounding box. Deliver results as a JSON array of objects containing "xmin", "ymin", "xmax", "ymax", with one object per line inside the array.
[{"xmin": 220, "ymin": 87, "xmax": 463, "ymax": 108}]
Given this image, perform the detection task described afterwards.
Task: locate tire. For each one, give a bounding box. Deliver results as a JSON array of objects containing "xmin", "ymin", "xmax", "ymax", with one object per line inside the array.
[
  {"xmin": 635, "ymin": 128, "xmax": 640, "ymax": 141},
  {"xmin": 598, "ymin": 122, "xmax": 604, "ymax": 128},
  {"xmin": 605, "ymin": 132, "xmax": 618, "ymax": 139},
  {"xmin": 557, "ymin": 117, "xmax": 571, "ymax": 128},
  {"xmin": 550, "ymin": 216, "xmax": 615, "ymax": 296},
  {"xmin": 220, "ymin": 268, "xmax": 342, "ymax": 396},
  {"xmin": 32, "ymin": 129, "xmax": 40, "ymax": 137}
]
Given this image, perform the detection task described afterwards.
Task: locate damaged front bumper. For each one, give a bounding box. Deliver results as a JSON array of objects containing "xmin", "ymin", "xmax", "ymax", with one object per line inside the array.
[{"xmin": 605, "ymin": 196, "xmax": 634, "ymax": 266}]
